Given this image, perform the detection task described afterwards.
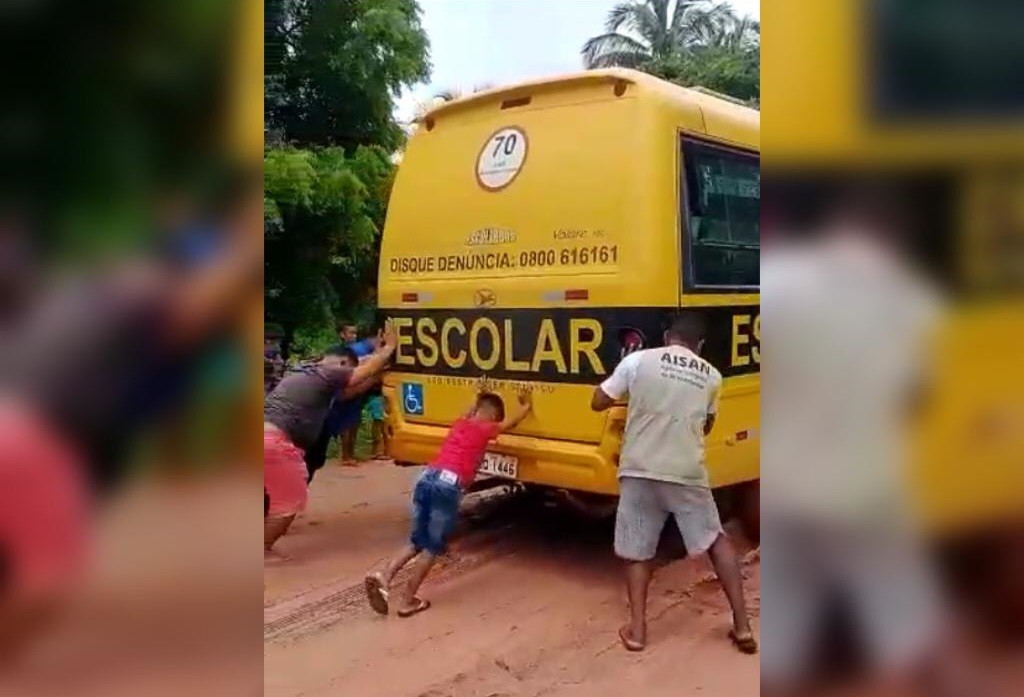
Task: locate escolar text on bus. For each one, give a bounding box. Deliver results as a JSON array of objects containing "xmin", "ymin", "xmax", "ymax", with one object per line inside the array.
[
  {"xmin": 381, "ymin": 307, "xmax": 760, "ymax": 383},
  {"xmin": 391, "ymin": 315, "xmax": 606, "ymax": 378}
]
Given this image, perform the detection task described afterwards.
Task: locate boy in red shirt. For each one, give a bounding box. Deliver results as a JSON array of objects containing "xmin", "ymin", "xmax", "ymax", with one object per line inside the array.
[{"xmin": 365, "ymin": 381, "xmax": 532, "ymax": 617}]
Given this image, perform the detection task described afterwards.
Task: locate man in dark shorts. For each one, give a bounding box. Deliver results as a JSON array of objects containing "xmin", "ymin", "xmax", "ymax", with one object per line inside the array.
[
  {"xmin": 263, "ymin": 325, "xmax": 396, "ymax": 558},
  {"xmin": 340, "ymin": 325, "xmax": 389, "ymax": 461},
  {"xmin": 336, "ymin": 322, "xmax": 374, "ymax": 464},
  {"xmin": 303, "ymin": 346, "xmax": 379, "ymax": 483}
]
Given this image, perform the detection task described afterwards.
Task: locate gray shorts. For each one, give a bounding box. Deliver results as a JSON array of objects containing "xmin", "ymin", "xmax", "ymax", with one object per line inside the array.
[
  {"xmin": 614, "ymin": 477, "xmax": 724, "ymax": 562},
  {"xmin": 761, "ymin": 518, "xmax": 944, "ymax": 684}
]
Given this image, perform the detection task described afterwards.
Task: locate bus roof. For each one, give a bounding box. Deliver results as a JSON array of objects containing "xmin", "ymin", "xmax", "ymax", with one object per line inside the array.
[
  {"xmin": 764, "ymin": 1, "xmax": 1024, "ymax": 165},
  {"xmin": 418, "ymin": 69, "xmax": 759, "ymax": 146}
]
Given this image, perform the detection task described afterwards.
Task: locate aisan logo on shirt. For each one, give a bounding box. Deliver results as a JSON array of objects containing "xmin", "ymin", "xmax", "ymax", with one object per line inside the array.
[{"xmin": 661, "ymin": 352, "xmax": 712, "ymax": 375}]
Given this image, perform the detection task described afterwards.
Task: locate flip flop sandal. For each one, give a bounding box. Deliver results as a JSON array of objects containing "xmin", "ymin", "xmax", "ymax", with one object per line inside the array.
[
  {"xmin": 618, "ymin": 626, "xmax": 645, "ymax": 652},
  {"xmin": 397, "ymin": 597, "xmax": 432, "ymax": 618},
  {"xmin": 729, "ymin": 629, "xmax": 758, "ymax": 654},
  {"xmin": 364, "ymin": 574, "xmax": 389, "ymax": 616}
]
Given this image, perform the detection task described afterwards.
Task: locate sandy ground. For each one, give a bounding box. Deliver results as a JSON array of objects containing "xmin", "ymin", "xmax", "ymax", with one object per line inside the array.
[{"xmin": 264, "ymin": 461, "xmax": 761, "ymax": 697}]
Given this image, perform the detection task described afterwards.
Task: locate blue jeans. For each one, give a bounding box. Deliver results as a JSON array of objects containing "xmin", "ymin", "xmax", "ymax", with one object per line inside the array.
[{"xmin": 410, "ymin": 469, "xmax": 461, "ymax": 555}]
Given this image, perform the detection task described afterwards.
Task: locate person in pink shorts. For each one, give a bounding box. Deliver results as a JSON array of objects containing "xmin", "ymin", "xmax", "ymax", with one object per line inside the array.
[{"xmin": 263, "ymin": 325, "xmax": 397, "ymax": 559}]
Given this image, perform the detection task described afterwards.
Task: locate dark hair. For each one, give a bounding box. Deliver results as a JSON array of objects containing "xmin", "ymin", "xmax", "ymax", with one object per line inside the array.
[
  {"xmin": 666, "ymin": 312, "xmax": 706, "ymax": 345},
  {"xmin": 476, "ymin": 392, "xmax": 505, "ymax": 421},
  {"xmin": 338, "ymin": 320, "xmax": 358, "ymax": 332},
  {"xmin": 324, "ymin": 344, "xmax": 360, "ymax": 364}
]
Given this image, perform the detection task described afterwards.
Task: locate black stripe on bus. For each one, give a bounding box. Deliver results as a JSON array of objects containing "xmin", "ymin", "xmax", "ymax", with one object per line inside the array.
[{"xmin": 377, "ymin": 306, "xmax": 759, "ymax": 384}]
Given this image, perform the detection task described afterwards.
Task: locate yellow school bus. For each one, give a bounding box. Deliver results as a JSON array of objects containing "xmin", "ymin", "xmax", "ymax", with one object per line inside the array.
[
  {"xmin": 378, "ymin": 69, "xmax": 759, "ymax": 503},
  {"xmin": 764, "ymin": 1, "xmax": 1024, "ymax": 536}
]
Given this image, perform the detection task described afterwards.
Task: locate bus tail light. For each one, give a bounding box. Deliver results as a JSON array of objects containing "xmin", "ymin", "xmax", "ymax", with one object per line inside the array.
[
  {"xmin": 401, "ymin": 292, "xmax": 419, "ymax": 303},
  {"xmin": 726, "ymin": 430, "xmax": 752, "ymax": 447},
  {"xmin": 619, "ymin": 328, "xmax": 646, "ymax": 357},
  {"xmin": 564, "ymin": 289, "xmax": 589, "ymax": 301}
]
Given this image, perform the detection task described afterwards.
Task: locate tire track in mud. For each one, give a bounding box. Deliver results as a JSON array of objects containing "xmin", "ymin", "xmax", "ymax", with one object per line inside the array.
[
  {"xmin": 264, "ymin": 530, "xmax": 524, "ymax": 643},
  {"xmin": 265, "ymin": 485, "xmax": 756, "ymax": 646},
  {"xmin": 264, "ymin": 491, "xmax": 535, "ymax": 643}
]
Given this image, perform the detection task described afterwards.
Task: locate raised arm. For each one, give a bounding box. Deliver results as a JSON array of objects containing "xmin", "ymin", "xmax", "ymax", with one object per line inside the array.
[
  {"xmin": 590, "ymin": 386, "xmax": 616, "ymax": 413},
  {"xmin": 591, "ymin": 351, "xmax": 639, "ymax": 412},
  {"xmin": 350, "ymin": 323, "xmax": 397, "ymax": 387},
  {"xmin": 167, "ymin": 192, "xmax": 262, "ymax": 349},
  {"xmin": 497, "ymin": 385, "xmax": 533, "ymax": 433},
  {"xmin": 341, "ymin": 376, "xmax": 378, "ymax": 401}
]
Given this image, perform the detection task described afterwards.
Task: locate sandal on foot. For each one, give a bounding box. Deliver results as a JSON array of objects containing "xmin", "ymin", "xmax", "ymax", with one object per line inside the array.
[
  {"xmin": 397, "ymin": 597, "xmax": 431, "ymax": 618},
  {"xmin": 618, "ymin": 626, "xmax": 645, "ymax": 652},
  {"xmin": 729, "ymin": 629, "xmax": 758, "ymax": 654},
  {"xmin": 364, "ymin": 574, "xmax": 389, "ymax": 616}
]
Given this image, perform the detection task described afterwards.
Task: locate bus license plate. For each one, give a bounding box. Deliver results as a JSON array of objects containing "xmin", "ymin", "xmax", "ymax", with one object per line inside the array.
[{"xmin": 480, "ymin": 453, "xmax": 518, "ymax": 479}]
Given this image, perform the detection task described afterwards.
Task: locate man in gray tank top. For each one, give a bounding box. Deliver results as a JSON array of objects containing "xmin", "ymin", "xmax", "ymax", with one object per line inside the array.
[{"xmin": 592, "ymin": 312, "xmax": 756, "ymax": 654}]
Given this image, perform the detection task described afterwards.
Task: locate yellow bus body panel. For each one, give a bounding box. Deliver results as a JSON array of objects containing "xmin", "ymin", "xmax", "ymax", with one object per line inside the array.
[
  {"xmin": 378, "ymin": 69, "xmax": 760, "ymax": 495},
  {"xmin": 764, "ymin": 4, "xmax": 1024, "ymax": 534}
]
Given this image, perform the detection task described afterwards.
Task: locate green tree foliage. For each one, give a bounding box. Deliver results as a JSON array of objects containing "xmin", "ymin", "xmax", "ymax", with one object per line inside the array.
[
  {"xmin": 265, "ymin": 0, "xmax": 430, "ymax": 152},
  {"xmin": 264, "ymin": 145, "xmax": 394, "ymax": 356},
  {"xmin": 582, "ymin": 0, "xmax": 759, "ymax": 103},
  {"xmin": 644, "ymin": 44, "xmax": 759, "ymax": 105},
  {"xmin": 264, "ymin": 0, "xmax": 429, "ymax": 355},
  {"xmin": 7, "ymin": 1, "xmax": 237, "ymax": 256}
]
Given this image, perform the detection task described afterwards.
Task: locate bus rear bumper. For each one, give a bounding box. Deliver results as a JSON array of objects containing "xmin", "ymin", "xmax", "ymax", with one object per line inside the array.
[{"xmin": 387, "ymin": 421, "xmax": 622, "ymax": 497}]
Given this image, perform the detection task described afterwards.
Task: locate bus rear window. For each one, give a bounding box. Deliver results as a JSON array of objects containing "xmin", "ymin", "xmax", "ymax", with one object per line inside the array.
[
  {"xmin": 681, "ymin": 137, "xmax": 760, "ymax": 289},
  {"xmin": 868, "ymin": 0, "xmax": 1024, "ymax": 120}
]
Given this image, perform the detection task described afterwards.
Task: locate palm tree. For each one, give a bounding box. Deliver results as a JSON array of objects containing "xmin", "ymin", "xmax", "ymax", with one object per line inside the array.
[{"xmin": 581, "ymin": 0, "xmax": 757, "ymax": 70}]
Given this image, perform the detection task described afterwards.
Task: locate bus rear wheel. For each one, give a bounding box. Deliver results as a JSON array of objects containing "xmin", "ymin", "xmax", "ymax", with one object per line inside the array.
[
  {"xmin": 714, "ymin": 480, "xmax": 759, "ymax": 544},
  {"xmin": 735, "ymin": 479, "xmax": 760, "ymax": 543}
]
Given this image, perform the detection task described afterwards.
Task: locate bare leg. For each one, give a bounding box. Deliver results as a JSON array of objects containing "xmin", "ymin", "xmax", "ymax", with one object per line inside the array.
[
  {"xmin": 372, "ymin": 421, "xmax": 387, "ymax": 458},
  {"xmin": 382, "ymin": 544, "xmax": 421, "ymax": 587},
  {"xmin": 707, "ymin": 533, "xmax": 753, "ymax": 636},
  {"xmin": 264, "ymin": 515, "xmax": 296, "ymax": 558},
  {"xmin": 365, "ymin": 545, "xmax": 425, "ymax": 615},
  {"xmin": 624, "ymin": 560, "xmax": 654, "ymax": 646},
  {"xmin": 395, "ymin": 552, "xmax": 438, "ymax": 612},
  {"xmin": 341, "ymin": 427, "xmax": 357, "ymax": 464}
]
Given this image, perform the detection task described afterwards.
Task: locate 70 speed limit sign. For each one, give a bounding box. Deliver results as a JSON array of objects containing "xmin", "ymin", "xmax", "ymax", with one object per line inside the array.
[{"xmin": 476, "ymin": 126, "xmax": 528, "ymax": 191}]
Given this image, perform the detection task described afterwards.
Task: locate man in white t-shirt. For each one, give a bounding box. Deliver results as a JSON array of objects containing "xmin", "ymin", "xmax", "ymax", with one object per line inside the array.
[
  {"xmin": 592, "ymin": 313, "xmax": 756, "ymax": 654},
  {"xmin": 760, "ymin": 198, "xmax": 952, "ymax": 695}
]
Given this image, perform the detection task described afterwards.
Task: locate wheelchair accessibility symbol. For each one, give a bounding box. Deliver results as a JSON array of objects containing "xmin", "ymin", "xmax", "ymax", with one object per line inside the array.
[{"xmin": 402, "ymin": 382, "xmax": 424, "ymax": 416}]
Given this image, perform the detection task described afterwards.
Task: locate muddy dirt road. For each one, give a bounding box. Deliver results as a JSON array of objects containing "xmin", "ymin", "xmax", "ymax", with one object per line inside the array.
[{"xmin": 264, "ymin": 461, "xmax": 760, "ymax": 697}]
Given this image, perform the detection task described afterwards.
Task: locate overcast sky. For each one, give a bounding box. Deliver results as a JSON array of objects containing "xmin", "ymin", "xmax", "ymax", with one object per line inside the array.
[{"xmin": 395, "ymin": 0, "xmax": 760, "ymax": 122}]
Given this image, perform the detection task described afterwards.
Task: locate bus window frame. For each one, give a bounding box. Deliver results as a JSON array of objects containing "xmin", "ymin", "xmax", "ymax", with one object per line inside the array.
[{"xmin": 678, "ymin": 134, "xmax": 761, "ymax": 295}]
